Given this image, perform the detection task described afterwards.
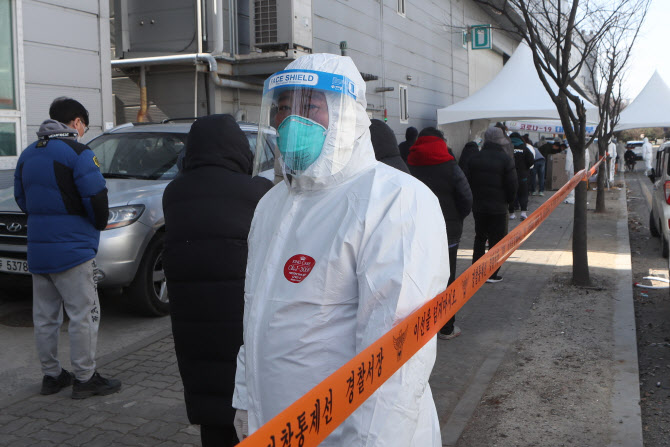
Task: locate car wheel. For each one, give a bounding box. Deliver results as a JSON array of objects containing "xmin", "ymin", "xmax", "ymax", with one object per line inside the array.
[
  {"xmin": 650, "ymin": 211, "xmax": 660, "ymax": 237},
  {"xmin": 127, "ymin": 232, "xmax": 169, "ymax": 316},
  {"xmin": 662, "ymin": 233, "xmax": 669, "ymax": 259}
]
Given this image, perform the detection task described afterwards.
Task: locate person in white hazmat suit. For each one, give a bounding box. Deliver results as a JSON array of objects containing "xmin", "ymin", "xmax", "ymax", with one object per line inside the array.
[
  {"xmin": 607, "ymin": 139, "xmax": 617, "ymax": 183},
  {"xmin": 564, "ymin": 143, "xmax": 589, "ymax": 204},
  {"xmin": 232, "ymin": 53, "xmax": 449, "ymax": 445},
  {"xmin": 642, "ymin": 137, "xmax": 654, "ymax": 175}
]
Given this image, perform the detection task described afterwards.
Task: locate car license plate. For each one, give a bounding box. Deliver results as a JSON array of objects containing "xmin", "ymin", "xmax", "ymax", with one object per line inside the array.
[{"xmin": 0, "ymin": 257, "xmax": 29, "ymax": 275}]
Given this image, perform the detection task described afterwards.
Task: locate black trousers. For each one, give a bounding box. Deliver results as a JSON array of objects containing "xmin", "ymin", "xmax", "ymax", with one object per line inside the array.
[
  {"xmin": 201, "ymin": 424, "xmax": 239, "ymax": 447},
  {"xmin": 472, "ymin": 212, "xmax": 508, "ymax": 278},
  {"xmin": 439, "ymin": 244, "xmax": 459, "ymax": 335},
  {"xmin": 509, "ymin": 177, "xmax": 529, "ymax": 212}
]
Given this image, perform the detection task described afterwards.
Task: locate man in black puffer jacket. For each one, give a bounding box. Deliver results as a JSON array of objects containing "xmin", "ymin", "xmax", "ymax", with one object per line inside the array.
[
  {"xmin": 466, "ymin": 126, "xmax": 518, "ymax": 283},
  {"xmin": 162, "ymin": 114, "xmax": 273, "ymax": 446},
  {"xmin": 369, "ymin": 119, "xmax": 410, "ymax": 173},
  {"xmin": 408, "ymin": 127, "xmax": 472, "ymax": 339}
]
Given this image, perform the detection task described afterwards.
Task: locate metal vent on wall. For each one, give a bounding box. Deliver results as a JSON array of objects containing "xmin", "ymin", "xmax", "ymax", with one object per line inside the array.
[{"xmin": 254, "ymin": 0, "xmax": 278, "ymax": 45}]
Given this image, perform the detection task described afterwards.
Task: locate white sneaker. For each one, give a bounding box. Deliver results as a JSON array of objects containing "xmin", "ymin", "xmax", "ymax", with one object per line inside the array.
[
  {"xmin": 438, "ymin": 326, "xmax": 462, "ymax": 340},
  {"xmin": 509, "ymin": 213, "xmax": 516, "ymax": 220},
  {"xmin": 520, "ymin": 212, "xmax": 527, "ymax": 220}
]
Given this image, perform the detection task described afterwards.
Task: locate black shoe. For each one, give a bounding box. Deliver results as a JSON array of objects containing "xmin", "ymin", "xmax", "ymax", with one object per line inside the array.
[
  {"xmin": 486, "ymin": 275, "xmax": 503, "ymax": 283},
  {"xmin": 40, "ymin": 368, "xmax": 74, "ymax": 395},
  {"xmin": 71, "ymin": 371, "xmax": 121, "ymax": 399}
]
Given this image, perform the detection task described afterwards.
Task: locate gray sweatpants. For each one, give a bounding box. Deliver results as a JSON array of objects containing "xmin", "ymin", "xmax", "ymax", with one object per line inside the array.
[{"xmin": 32, "ymin": 260, "xmax": 100, "ymax": 382}]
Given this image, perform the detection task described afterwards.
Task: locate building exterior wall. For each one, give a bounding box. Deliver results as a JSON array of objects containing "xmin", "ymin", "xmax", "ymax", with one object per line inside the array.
[
  {"xmin": 111, "ymin": 0, "xmax": 518, "ymax": 155},
  {"xmin": 1, "ymin": 0, "xmax": 113, "ymax": 169},
  {"xmin": 311, "ymin": 0, "xmax": 518, "ymax": 152}
]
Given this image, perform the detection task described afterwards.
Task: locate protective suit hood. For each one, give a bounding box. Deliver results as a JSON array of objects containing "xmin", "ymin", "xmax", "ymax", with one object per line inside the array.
[{"xmin": 277, "ymin": 54, "xmax": 377, "ymax": 191}]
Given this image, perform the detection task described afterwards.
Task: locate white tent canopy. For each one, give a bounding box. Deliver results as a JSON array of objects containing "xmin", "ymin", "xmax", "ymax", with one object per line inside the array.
[
  {"xmin": 615, "ymin": 71, "xmax": 670, "ymax": 131},
  {"xmin": 437, "ymin": 43, "xmax": 599, "ymax": 125}
]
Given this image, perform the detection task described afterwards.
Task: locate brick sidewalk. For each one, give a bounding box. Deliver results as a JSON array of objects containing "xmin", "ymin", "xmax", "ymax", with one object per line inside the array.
[{"xmin": 0, "ymin": 336, "xmax": 199, "ymax": 446}]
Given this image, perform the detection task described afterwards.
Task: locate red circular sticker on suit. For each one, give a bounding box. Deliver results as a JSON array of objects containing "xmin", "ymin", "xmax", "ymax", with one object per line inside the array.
[{"xmin": 284, "ymin": 254, "xmax": 316, "ymax": 283}]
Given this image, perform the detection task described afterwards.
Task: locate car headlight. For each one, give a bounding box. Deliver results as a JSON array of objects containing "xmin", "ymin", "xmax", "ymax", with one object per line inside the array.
[{"xmin": 105, "ymin": 205, "xmax": 145, "ymax": 230}]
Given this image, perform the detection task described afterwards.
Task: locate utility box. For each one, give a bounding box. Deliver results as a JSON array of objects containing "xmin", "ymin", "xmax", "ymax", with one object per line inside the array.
[
  {"xmin": 548, "ymin": 152, "xmax": 569, "ymax": 190},
  {"xmin": 252, "ymin": 0, "xmax": 313, "ymax": 52}
]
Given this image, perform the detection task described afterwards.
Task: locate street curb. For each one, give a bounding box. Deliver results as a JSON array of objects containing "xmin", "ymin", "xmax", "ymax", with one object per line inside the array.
[
  {"xmin": 608, "ymin": 180, "xmax": 643, "ymax": 447},
  {"xmin": 0, "ymin": 327, "xmax": 173, "ymax": 410}
]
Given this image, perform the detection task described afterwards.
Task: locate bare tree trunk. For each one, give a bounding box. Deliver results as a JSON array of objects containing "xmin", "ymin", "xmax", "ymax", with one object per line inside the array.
[{"xmin": 571, "ymin": 147, "xmax": 591, "ymax": 286}]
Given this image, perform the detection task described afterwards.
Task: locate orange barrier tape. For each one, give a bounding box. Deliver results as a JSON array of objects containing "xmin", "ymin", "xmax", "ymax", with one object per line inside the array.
[{"xmin": 239, "ymin": 156, "xmax": 605, "ymax": 447}]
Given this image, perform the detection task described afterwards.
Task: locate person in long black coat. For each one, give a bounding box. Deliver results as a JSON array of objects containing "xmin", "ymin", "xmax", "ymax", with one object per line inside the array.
[
  {"xmin": 508, "ymin": 132, "xmax": 535, "ymax": 220},
  {"xmin": 458, "ymin": 141, "xmax": 479, "ymax": 175},
  {"xmin": 369, "ymin": 119, "xmax": 410, "ymax": 173},
  {"xmin": 162, "ymin": 114, "xmax": 273, "ymax": 447},
  {"xmin": 398, "ymin": 126, "xmax": 418, "ymax": 164},
  {"xmin": 408, "ymin": 127, "xmax": 472, "ymax": 339},
  {"xmin": 467, "ymin": 126, "xmax": 518, "ymax": 283}
]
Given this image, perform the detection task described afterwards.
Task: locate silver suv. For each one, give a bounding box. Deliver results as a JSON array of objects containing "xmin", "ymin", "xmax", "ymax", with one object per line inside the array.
[{"xmin": 0, "ymin": 121, "xmax": 276, "ymax": 316}]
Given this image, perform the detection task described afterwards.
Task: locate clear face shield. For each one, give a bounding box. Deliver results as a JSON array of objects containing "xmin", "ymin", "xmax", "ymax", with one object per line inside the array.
[{"xmin": 253, "ymin": 69, "xmax": 359, "ymax": 178}]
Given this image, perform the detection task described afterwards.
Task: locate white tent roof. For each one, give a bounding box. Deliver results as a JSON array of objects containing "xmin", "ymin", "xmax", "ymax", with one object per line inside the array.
[
  {"xmin": 615, "ymin": 71, "xmax": 670, "ymax": 131},
  {"xmin": 437, "ymin": 43, "xmax": 599, "ymax": 125}
]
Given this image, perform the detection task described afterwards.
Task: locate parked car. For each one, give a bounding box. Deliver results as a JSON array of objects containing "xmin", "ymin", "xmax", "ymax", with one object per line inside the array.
[
  {"xmin": 626, "ymin": 140, "xmax": 645, "ymax": 160},
  {"xmin": 0, "ymin": 120, "xmax": 276, "ymax": 316},
  {"xmin": 649, "ymin": 141, "xmax": 670, "ymax": 259}
]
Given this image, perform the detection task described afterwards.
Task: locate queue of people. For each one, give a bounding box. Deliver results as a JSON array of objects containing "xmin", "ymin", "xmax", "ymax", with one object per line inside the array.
[{"xmin": 18, "ymin": 54, "xmax": 611, "ymax": 447}]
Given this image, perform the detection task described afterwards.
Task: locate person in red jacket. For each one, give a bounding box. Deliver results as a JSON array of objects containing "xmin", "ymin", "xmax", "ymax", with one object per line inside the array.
[{"xmin": 407, "ymin": 127, "xmax": 472, "ymax": 339}]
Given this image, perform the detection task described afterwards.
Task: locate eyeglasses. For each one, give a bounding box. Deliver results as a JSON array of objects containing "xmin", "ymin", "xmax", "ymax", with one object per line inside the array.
[{"xmin": 77, "ymin": 118, "xmax": 89, "ymax": 135}]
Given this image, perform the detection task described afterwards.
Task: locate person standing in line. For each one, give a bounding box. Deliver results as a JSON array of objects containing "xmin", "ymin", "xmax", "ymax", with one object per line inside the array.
[
  {"xmin": 458, "ymin": 141, "xmax": 479, "ymax": 176},
  {"xmin": 163, "ymin": 114, "xmax": 272, "ymax": 447},
  {"xmin": 398, "ymin": 126, "xmax": 418, "ymax": 164},
  {"xmin": 369, "ymin": 119, "xmax": 410, "ymax": 173},
  {"xmin": 466, "ymin": 126, "xmax": 517, "ymax": 283},
  {"xmin": 526, "ymin": 134, "xmax": 546, "ymax": 197},
  {"xmin": 508, "ymin": 132, "xmax": 534, "ymax": 221},
  {"xmin": 407, "ymin": 127, "xmax": 472, "ymax": 340},
  {"xmin": 232, "ymin": 54, "xmax": 449, "ymax": 445},
  {"xmin": 14, "ymin": 97, "xmax": 121, "ymax": 399},
  {"xmin": 642, "ymin": 137, "xmax": 654, "ymax": 176}
]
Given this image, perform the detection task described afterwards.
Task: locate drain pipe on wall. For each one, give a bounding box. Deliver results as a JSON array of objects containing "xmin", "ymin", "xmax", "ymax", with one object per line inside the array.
[
  {"xmin": 136, "ymin": 65, "xmax": 148, "ymax": 122},
  {"xmin": 111, "ymin": 54, "xmax": 263, "ymax": 92}
]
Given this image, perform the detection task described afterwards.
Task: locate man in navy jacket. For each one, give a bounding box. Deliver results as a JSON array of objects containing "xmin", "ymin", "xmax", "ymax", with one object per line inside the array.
[{"xmin": 14, "ymin": 97, "xmax": 120, "ymax": 399}]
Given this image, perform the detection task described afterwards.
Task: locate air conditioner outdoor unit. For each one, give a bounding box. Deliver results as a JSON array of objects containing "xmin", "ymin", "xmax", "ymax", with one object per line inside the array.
[{"xmin": 253, "ymin": 0, "xmax": 312, "ymax": 52}]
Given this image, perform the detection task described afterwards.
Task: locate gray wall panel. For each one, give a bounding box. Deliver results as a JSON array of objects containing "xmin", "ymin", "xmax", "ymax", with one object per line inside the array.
[
  {"xmin": 32, "ymin": 0, "xmax": 98, "ymax": 14},
  {"xmin": 24, "ymin": 84, "xmax": 102, "ymax": 129},
  {"xmin": 23, "ymin": 43, "xmax": 101, "ymax": 89},
  {"xmin": 23, "ymin": 1, "xmax": 99, "ymax": 51}
]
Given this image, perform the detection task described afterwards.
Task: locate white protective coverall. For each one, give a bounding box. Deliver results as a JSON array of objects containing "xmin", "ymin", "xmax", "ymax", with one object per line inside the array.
[
  {"xmin": 564, "ymin": 146, "xmax": 589, "ymax": 204},
  {"xmin": 642, "ymin": 137, "xmax": 654, "ymax": 175},
  {"xmin": 233, "ymin": 54, "xmax": 449, "ymax": 446},
  {"xmin": 607, "ymin": 140, "xmax": 617, "ymax": 182}
]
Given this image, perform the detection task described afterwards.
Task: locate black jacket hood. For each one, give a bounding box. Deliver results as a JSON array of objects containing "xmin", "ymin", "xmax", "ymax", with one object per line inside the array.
[
  {"xmin": 183, "ymin": 114, "xmax": 252, "ymax": 174},
  {"xmin": 369, "ymin": 119, "xmax": 410, "ymax": 173}
]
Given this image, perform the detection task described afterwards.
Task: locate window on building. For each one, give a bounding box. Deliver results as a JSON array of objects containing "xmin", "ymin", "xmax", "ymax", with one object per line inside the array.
[
  {"xmin": 0, "ymin": 122, "xmax": 16, "ymax": 156},
  {"xmin": 399, "ymin": 85, "xmax": 409, "ymax": 123},
  {"xmin": 397, "ymin": 0, "xmax": 406, "ymax": 16},
  {"xmin": 0, "ymin": 0, "xmax": 15, "ymax": 110}
]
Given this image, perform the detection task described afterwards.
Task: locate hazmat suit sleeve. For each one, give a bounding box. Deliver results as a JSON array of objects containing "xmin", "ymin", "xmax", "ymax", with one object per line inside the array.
[
  {"xmin": 340, "ymin": 182, "xmax": 450, "ymax": 445},
  {"xmin": 232, "ymin": 345, "xmax": 248, "ymax": 410}
]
